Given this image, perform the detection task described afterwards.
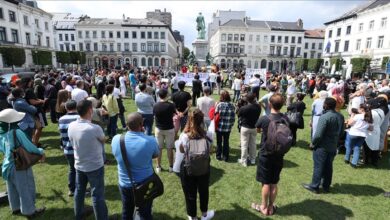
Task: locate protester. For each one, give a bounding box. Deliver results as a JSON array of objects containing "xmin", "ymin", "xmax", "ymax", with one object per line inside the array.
[
  {"xmin": 45, "ymin": 78, "xmax": 59, "ymax": 123},
  {"xmin": 119, "ymin": 71, "xmax": 127, "ymax": 97},
  {"xmin": 111, "ymin": 112, "xmax": 160, "ymax": 220},
  {"xmin": 128, "ymin": 69, "xmax": 137, "ymax": 100},
  {"xmin": 192, "ymin": 74, "xmax": 203, "ymax": 106},
  {"xmin": 68, "ymin": 100, "xmax": 108, "ymax": 220},
  {"xmin": 237, "ymin": 92, "xmax": 261, "ymax": 167},
  {"xmin": 303, "ymin": 98, "xmax": 344, "ymax": 193},
  {"xmin": 259, "ymin": 84, "xmax": 277, "ymax": 116},
  {"xmin": 197, "ymin": 86, "xmax": 215, "ymax": 129},
  {"xmin": 135, "ymin": 83, "xmax": 155, "ymax": 136},
  {"xmin": 153, "ymin": 89, "xmax": 176, "ymax": 173},
  {"xmin": 311, "ymin": 91, "xmax": 328, "ymax": 141},
  {"xmin": 215, "ymin": 90, "xmax": 235, "ymax": 162},
  {"xmin": 232, "ymin": 74, "xmax": 243, "ymax": 103},
  {"xmin": 287, "ymin": 93, "xmax": 306, "ymax": 146},
  {"xmin": 171, "ymin": 73, "xmax": 179, "ymax": 94},
  {"xmin": 11, "ymin": 88, "xmax": 37, "ymax": 139},
  {"xmin": 109, "ymin": 79, "xmax": 126, "ymax": 129},
  {"xmin": 102, "ymin": 84, "xmax": 119, "ymax": 139},
  {"xmin": 172, "ymin": 81, "xmax": 192, "ymax": 131},
  {"xmin": 71, "ymin": 80, "xmax": 89, "ymax": 104},
  {"xmin": 286, "ymin": 77, "xmax": 297, "ymax": 107},
  {"xmin": 56, "ymin": 89, "xmax": 70, "ymax": 119},
  {"xmin": 249, "ymin": 74, "xmax": 262, "ymax": 100}
]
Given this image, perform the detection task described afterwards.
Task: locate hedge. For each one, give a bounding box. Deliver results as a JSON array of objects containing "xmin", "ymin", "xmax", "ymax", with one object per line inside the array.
[
  {"xmin": 32, "ymin": 50, "xmax": 52, "ymax": 65},
  {"xmin": 330, "ymin": 57, "xmax": 342, "ymax": 71},
  {"xmin": 295, "ymin": 58, "xmax": 308, "ymax": 71},
  {"xmin": 351, "ymin": 57, "xmax": 371, "ymax": 74},
  {"xmin": 0, "ymin": 47, "xmax": 26, "ymax": 67},
  {"xmin": 56, "ymin": 51, "xmax": 71, "ymax": 64},
  {"xmin": 307, "ymin": 59, "xmax": 323, "ymax": 73},
  {"xmin": 69, "ymin": 51, "xmax": 86, "ymax": 64}
]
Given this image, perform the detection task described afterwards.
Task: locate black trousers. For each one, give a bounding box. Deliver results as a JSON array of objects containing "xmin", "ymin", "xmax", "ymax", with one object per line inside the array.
[
  {"xmin": 363, "ymin": 142, "xmax": 379, "ymax": 166},
  {"xmin": 49, "ymin": 99, "xmax": 57, "ymax": 123},
  {"xmin": 216, "ymin": 131, "xmax": 230, "ymax": 161},
  {"xmin": 290, "ymin": 125, "xmax": 298, "ymax": 146},
  {"xmin": 180, "ymin": 164, "xmax": 210, "ymax": 218},
  {"xmin": 192, "ymin": 91, "xmax": 201, "ymax": 106}
]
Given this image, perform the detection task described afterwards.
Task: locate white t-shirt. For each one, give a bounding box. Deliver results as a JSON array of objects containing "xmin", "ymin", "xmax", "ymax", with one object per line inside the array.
[
  {"xmin": 119, "ymin": 76, "xmax": 126, "ymax": 88},
  {"xmin": 287, "ymin": 80, "xmax": 296, "ymax": 95},
  {"xmin": 351, "ymin": 96, "xmax": 365, "ymax": 110},
  {"xmin": 197, "ymin": 96, "xmax": 215, "ymax": 120},
  {"xmin": 171, "ymin": 77, "xmax": 178, "ymax": 90},
  {"xmin": 349, "ymin": 113, "xmax": 370, "ymax": 137},
  {"xmin": 71, "ymin": 88, "xmax": 88, "ymax": 104},
  {"xmin": 65, "ymin": 85, "xmax": 73, "ymax": 92},
  {"xmin": 232, "ymin": 78, "xmax": 242, "ymax": 91},
  {"xmin": 209, "ymin": 73, "xmax": 217, "ymax": 83},
  {"xmin": 113, "ymin": 87, "xmax": 121, "ymax": 99},
  {"xmin": 249, "ymin": 77, "xmax": 260, "ymax": 88}
]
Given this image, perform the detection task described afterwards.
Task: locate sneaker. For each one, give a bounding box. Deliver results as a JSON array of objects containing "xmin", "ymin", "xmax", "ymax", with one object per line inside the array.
[
  {"xmin": 201, "ymin": 210, "xmax": 215, "ymax": 220},
  {"xmin": 250, "ymin": 159, "xmax": 256, "ymax": 165},
  {"xmin": 26, "ymin": 207, "xmax": 46, "ymax": 219},
  {"xmin": 156, "ymin": 166, "xmax": 162, "ymax": 173},
  {"xmin": 68, "ymin": 190, "xmax": 74, "ymax": 197},
  {"xmin": 168, "ymin": 167, "xmax": 173, "ymax": 173},
  {"xmin": 237, "ymin": 159, "xmax": 247, "ymax": 167}
]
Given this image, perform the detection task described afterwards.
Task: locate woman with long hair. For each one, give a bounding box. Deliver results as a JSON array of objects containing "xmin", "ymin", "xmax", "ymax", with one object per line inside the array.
[
  {"xmin": 56, "ymin": 89, "xmax": 69, "ymax": 119},
  {"xmin": 345, "ymin": 103, "xmax": 373, "ymax": 168},
  {"xmin": 179, "ymin": 108, "xmax": 214, "ymax": 220},
  {"xmin": 102, "ymin": 84, "xmax": 119, "ymax": 139}
]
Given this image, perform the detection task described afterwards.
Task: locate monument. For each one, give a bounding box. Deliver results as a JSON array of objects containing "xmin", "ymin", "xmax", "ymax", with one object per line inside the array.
[{"xmin": 192, "ymin": 12, "xmax": 209, "ymax": 67}]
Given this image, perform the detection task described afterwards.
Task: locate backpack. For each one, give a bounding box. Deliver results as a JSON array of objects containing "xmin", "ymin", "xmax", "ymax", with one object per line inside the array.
[
  {"xmin": 216, "ymin": 75, "xmax": 221, "ymax": 83},
  {"xmin": 265, "ymin": 115, "xmax": 293, "ymax": 155},
  {"xmin": 184, "ymin": 137, "xmax": 210, "ymax": 176}
]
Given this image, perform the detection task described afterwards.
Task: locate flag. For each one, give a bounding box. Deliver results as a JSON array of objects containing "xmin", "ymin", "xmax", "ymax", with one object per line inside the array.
[{"xmin": 325, "ymin": 41, "xmax": 331, "ymax": 52}]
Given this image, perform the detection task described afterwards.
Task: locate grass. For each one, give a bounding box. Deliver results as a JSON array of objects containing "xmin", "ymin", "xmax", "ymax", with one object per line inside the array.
[{"xmin": 1, "ymin": 89, "xmax": 390, "ymax": 220}]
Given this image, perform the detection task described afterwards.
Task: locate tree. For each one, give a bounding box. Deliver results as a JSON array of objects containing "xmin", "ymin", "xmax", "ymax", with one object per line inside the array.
[
  {"xmin": 351, "ymin": 57, "xmax": 371, "ymax": 74},
  {"xmin": 69, "ymin": 51, "xmax": 86, "ymax": 64},
  {"xmin": 295, "ymin": 58, "xmax": 308, "ymax": 71},
  {"xmin": 183, "ymin": 47, "xmax": 190, "ymax": 62},
  {"xmin": 0, "ymin": 47, "xmax": 26, "ymax": 67},
  {"xmin": 56, "ymin": 51, "xmax": 71, "ymax": 64},
  {"xmin": 330, "ymin": 57, "xmax": 342, "ymax": 71},
  {"xmin": 32, "ymin": 50, "xmax": 52, "ymax": 65},
  {"xmin": 382, "ymin": 56, "xmax": 389, "ymax": 70},
  {"xmin": 307, "ymin": 59, "xmax": 324, "ymax": 73}
]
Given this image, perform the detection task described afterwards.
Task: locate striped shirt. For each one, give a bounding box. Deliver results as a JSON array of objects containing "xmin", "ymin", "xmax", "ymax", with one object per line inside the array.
[{"xmin": 58, "ymin": 113, "xmax": 79, "ymax": 155}]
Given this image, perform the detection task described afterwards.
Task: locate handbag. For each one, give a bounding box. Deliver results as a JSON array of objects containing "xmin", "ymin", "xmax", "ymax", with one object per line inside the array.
[
  {"xmin": 12, "ymin": 130, "xmax": 42, "ymax": 170},
  {"xmin": 119, "ymin": 134, "xmax": 164, "ymax": 207}
]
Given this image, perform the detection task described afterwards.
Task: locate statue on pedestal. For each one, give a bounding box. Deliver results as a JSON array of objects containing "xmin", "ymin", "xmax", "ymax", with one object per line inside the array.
[
  {"xmin": 196, "ymin": 12, "xmax": 206, "ymax": 40},
  {"xmin": 188, "ymin": 51, "xmax": 196, "ymax": 65},
  {"xmin": 206, "ymin": 52, "xmax": 213, "ymax": 66}
]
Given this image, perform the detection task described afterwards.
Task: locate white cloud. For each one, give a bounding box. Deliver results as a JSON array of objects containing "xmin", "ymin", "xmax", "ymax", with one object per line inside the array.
[{"xmin": 37, "ymin": 0, "xmax": 366, "ymax": 49}]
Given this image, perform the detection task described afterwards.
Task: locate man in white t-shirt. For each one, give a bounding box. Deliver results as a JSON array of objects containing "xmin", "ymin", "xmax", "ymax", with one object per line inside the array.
[
  {"xmin": 71, "ymin": 80, "xmax": 88, "ymax": 104},
  {"xmin": 378, "ymin": 79, "xmax": 390, "ymax": 93},
  {"xmin": 170, "ymin": 73, "xmax": 179, "ymax": 94},
  {"xmin": 197, "ymin": 86, "xmax": 215, "ymax": 129},
  {"xmin": 286, "ymin": 78, "xmax": 297, "ymax": 107}
]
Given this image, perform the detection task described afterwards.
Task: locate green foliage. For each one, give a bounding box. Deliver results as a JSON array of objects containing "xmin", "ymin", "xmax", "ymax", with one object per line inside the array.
[
  {"xmin": 351, "ymin": 57, "xmax": 371, "ymax": 73},
  {"xmin": 0, "ymin": 47, "xmax": 26, "ymax": 66},
  {"xmin": 295, "ymin": 58, "xmax": 308, "ymax": 71},
  {"xmin": 69, "ymin": 51, "xmax": 86, "ymax": 64},
  {"xmin": 56, "ymin": 51, "xmax": 71, "ymax": 64},
  {"xmin": 307, "ymin": 59, "xmax": 323, "ymax": 72},
  {"xmin": 32, "ymin": 50, "xmax": 52, "ymax": 65},
  {"xmin": 382, "ymin": 56, "xmax": 389, "ymax": 69},
  {"xmin": 330, "ymin": 57, "xmax": 342, "ymax": 71},
  {"xmin": 183, "ymin": 47, "xmax": 190, "ymax": 61}
]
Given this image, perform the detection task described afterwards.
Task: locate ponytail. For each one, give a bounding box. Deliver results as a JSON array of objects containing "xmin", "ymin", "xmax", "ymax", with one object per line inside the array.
[{"xmin": 360, "ymin": 103, "xmax": 373, "ymax": 123}]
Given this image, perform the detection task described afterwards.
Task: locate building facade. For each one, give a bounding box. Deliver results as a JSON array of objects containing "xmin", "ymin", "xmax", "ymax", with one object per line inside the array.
[
  {"xmin": 0, "ymin": 0, "xmax": 55, "ymax": 68},
  {"xmin": 52, "ymin": 12, "xmax": 80, "ymax": 52},
  {"xmin": 146, "ymin": 9, "xmax": 172, "ymax": 28},
  {"xmin": 75, "ymin": 17, "xmax": 179, "ymax": 69},
  {"xmin": 322, "ymin": 0, "xmax": 390, "ymax": 73},
  {"xmin": 302, "ymin": 29, "xmax": 325, "ymax": 60}
]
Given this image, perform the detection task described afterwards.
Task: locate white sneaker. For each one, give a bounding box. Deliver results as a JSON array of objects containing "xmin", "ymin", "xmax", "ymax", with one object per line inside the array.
[
  {"xmin": 237, "ymin": 159, "xmax": 247, "ymax": 167},
  {"xmin": 156, "ymin": 166, "xmax": 162, "ymax": 173},
  {"xmin": 201, "ymin": 210, "xmax": 215, "ymax": 220},
  {"xmin": 168, "ymin": 167, "xmax": 173, "ymax": 173}
]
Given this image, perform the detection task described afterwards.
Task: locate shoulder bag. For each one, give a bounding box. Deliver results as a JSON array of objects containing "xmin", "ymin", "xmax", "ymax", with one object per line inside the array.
[
  {"xmin": 119, "ymin": 134, "xmax": 164, "ymax": 207},
  {"xmin": 12, "ymin": 130, "xmax": 42, "ymax": 170}
]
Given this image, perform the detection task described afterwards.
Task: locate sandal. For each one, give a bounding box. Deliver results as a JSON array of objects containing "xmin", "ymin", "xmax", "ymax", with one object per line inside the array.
[
  {"xmin": 268, "ymin": 205, "xmax": 278, "ymax": 215},
  {"xmin": 251, "ymin": 203, "xmax": 268, "ymax": 215}
]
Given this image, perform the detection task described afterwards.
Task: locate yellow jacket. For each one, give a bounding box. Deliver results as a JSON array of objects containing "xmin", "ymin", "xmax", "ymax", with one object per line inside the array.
[{"xmin": 102, "ymin": 94, "xmax": 119, "ymax": 116}]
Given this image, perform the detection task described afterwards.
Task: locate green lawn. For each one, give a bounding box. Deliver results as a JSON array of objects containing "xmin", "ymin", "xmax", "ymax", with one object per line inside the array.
[{"xmin": 1, "ymin": 90, "xmax": 389, "ymax": 220}]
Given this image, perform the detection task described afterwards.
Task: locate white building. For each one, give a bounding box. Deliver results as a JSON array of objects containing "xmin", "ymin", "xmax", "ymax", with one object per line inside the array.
[
  {"xmin": 75, "ymin": 17, "xmax": 179, "ymax": 69},
  {"xmin": 209, "ymin": 16, "xmax": 308, "ymax": 72},
  {"xmin": 303, "ymin": 29, "xmax": 325, "ymax": 59},
  {"xmin": 323, "ymin": 0, "xmax": 390, "ymax": 73},
  {"xmin": 207, "ymin": 10, "xmax": 246, "ymax": 41},
  {"xmin": 0, "ymin": 0, "xmax": 55, "ymax": 68},
  {"xmin": 52, "ymin": 12, "xmax": 81, "ymax": 52}
]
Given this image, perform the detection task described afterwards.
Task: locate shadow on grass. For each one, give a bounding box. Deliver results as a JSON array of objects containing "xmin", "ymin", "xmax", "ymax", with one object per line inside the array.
[
  {"xmin": 38, "ymin": 207, "xmax": 75, "ymax": 220},
  {"xmin": 215, "ymin": 203, "xmax": 264, "ymax": 220},
  {"xmin": 330, "ymin": 183, "xmax": 384, "ymax": 196},
  {"xmin": 36, "ymin": 189, "xmax": 68, "ymax": 204},
  {"xmin": 277, "ymin": 199, "xmax": 353, "ymax": 219},
  {"xmin": 104, "ymin": 185, "xmax": 121, "ymax": 201},
  {"xmin": 284, "ymin": 159, "xmax": 299, "ymax": 168},
  {"xmin": 45, "ymin": 154, "xmax": 117, "ymax": 166},
  {"xmin": 210, "ymin": 165, "xmax": 225, "ymax": 186},
  {"xmin": 295, "ymin": 140, "xmax": 311, "ymax": 150},
  {"xmin": 153, "ymin": 213, "xmax": 183, "ymax": 220}
]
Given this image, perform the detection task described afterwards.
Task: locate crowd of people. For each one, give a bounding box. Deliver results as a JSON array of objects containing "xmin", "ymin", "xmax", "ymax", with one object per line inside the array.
[{"xmin": 0, "ymin": 66, "xmax": 390, "ymax": 219}]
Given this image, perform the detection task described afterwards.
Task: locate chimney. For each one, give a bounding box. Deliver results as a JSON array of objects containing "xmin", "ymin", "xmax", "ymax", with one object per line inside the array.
[{"xmin": 297, "ymin": 18, "xmax": 303, "ymax": 29}]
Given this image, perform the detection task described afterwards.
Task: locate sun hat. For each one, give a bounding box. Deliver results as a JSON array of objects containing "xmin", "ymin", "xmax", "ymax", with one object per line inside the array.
[{"xmin": 0, "ymin": 109, "xmax": 25, "ymax": 123}]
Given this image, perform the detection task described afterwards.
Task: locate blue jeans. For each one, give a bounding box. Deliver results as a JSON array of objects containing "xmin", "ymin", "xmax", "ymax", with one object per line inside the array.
[
  {"xmin": 142, "ymin": 114, "xmax": 154, "ymax": 136},
  {"xmin": 310, "ymin": 147, "xmax": 336, "ymax": 190},
  {"xmin": 75, "ymin": 166, "xmax": 108, "ymax": 220},
  {"xmin": 6, "ymin": 166, "xmax": 36, "ymax": 215},
  {"xmin": 107, "ymin": 115, "xmax": 118, "ymax": 138},
  {"xmin": 344, "ymin": 133, "xmax": 365, "ymax": 166},
  {"xmin": 233, "ymin": 90, "xmax": 240, "ymax": 102},
  {"xmin": 65, "ymin": 154, "xmax": 76, "ymax": 192},
  {"xmin": 119, "ymin": 185, "xmax": 153, "ymax": 220}
]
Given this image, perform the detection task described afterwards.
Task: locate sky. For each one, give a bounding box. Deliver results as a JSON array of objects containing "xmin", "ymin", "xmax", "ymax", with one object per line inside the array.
[{"xmin": 37, "ymin": 0, "xmax": 367, "ymax": 49}]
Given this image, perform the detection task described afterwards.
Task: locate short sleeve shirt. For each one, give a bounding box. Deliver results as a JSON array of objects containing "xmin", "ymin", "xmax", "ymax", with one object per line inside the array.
[
  {"xmin": 172, "ymin": 91, "xmax": 192, "ymax": 113},
  {"xmin": 255, "ymin": 113, "xmax": 284, "ymax": 156}
]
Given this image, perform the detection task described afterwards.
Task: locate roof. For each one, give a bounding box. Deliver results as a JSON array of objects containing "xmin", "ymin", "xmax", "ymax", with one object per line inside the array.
[
  {"xmin": 221, "ymin": 19, "xmax": 304, "ymax": 31},
  {"xmin": 52, "ymin": 13, "xmax": 81, "ymax": 30},
  {"xmin": 77, "ymin": 18, "xmax": 166, "ymax": 26},
  {"xmin": 304, "ymin": 29, "xmax": 325, "ymax": 39},
  {"xmin": 324, "ymin": 0, "xmax": 390, "ymax": 25}
]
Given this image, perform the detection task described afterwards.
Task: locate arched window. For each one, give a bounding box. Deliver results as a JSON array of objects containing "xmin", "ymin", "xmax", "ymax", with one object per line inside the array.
[
  {"xmin": 132, "ymin": 58, "xmax": 137, "ymax": 66},
  {"xmin": 148, "ymin": 57, "xmax": 153, "ymax": 67},
  {"xmin": 254, "ymin": 61, "xmax": 259, "ymax": 69},
  {"xmin": 221, "ymin": 59, "xmax": 226, "ymax": 69},
  {"xmin": 154, "ymin": 58, "xmax": 159, "ymax": 67},
  {"xmin": 261, "ymin": 59, "xmax": 267, "ymax": 69},
  {"xmin": 141, "ymin": 57, "xmax": 146, "ymax": 66},
  {"xmin": 247, "ymin": 60, "xmax": 252, "ymax": 68}
]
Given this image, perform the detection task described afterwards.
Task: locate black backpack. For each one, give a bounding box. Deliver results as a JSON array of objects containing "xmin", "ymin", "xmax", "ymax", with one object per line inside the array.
[
  {"xmin": 184, "ymin": 137, "xmax": 210, "ymax": 176},
  {"xmin": 265, "ymin": 115, "xmax": 293, "ymax": 155},
  {"xmin": 216, "ymin": 75, "xmax": 221, "ymax": 83}
]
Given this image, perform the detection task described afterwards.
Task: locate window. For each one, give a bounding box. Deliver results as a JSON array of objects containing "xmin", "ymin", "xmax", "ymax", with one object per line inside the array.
[
  {"xmin": 94, "ymin": 43, "xmax": 98, "ymax": 51},
  {"xmin": 37, "ymin": 35, "xmax": 41, "ymax": 46},
  {"xmin": 117, "ymin": 43, "xmax": 121, "ymax": 51},
  {"xmin": 227, "ymin": 44, "xmax": 232, "ymax": 53},
  {"xmin": 154, "ymin": 32, "xmax": 158, "ymax": 39},
  {"xmin": 377, "ymin": 36, "xmax": 384, "ymax": 48},
  {"xmin": 291, "ymin": 36, "xmax": 296, "ymax": 44},
  {"xmin": 334, "ymin": 40, "xmax": 340, "ymax": 52},
  {"xmin": 276, "ymin": 46, "xmax": 281, "ymax": 55},
  {"xmin": 147, "ymin": 43, "xmax": 152, "ymax": 52},
  {"xmin": 304, "ymin": 42, "xmax": 308, "ymax": 49},
  {"xmin": 233, "ymin": 34, "xmax": 239, "ymax": 41},
  {"xmin": 256, "ymin": 35, "xmax": 260, "ymax": 42},
  {"xmin": 248, "ymin": 45, "xmax": 252, "ymax": 54},
  {"xmin": 359, "ymin": 23, "xmax": 363, "ymax": 32},
  {"xmin": 271, "ymin": 35, "xmax": 275, "ymax": 43},
  {"xmin": 147, "ymin": 32, "xmax": 152, "ymax": 39},
  {"xmin": 317, "ymin": 53, "xmax": 321, "ymax": 59},
  {"xmin": 65, "ymin": 34, "xmax": 68, "ymax": 41},
  {"xmin": 154, "ymin": 43, "xmax": 159, "ymax": 52},
  {"xmin": 346, "ymin": 25, "xmax": 351, "ymax": 35},
  {"xmin": 71, "ymin": 45, "xmax": 75, "ymax": 51},
  {"xmin": 240, "ymin": 34, "xmax": 245, "ymax": 41},
  {"xmin": 71, "ymin": 34, "xmax": 74, "ymax": 41},
  {"xmin": 59, "ymin": 34, "xmax": 63, "ymax": 41},
  {"xmin": 93, "ymin": 31, "xmax": 97, "ymax": 38},
  {"xmin": 270, "ymin": 46, "xmax": 275, "ymax": 55},
  {"xmin": 283, "ymin": 47, "xmax": 288, "ymax": 55},
  {"xmin": 290, "ymin": 47, "xmax": 295, "ymax": 56},
  {"xmin": 366, "ymin": 37, "xmax": 372, "ymax": 48},
  {"xmin": 311, "ymin": 43, "xmax": 315, "ymax": 50},
  {"xmin": 35, "ymin": 19, "xmax": 39, "ymax": 28},
  {"xmin": 328, "ymin": 30, "xmax": 332, "ymax": 38},
  {"xmin": 101, "ymin": 31, "xmax": 105, "ymax": 38},
  {"xmin": 26, "ymin": 33, "xmax": 31, "ymax": 45},
  {"xmin": 9, "ymin": 10, "xmax": 16, "ymax": 22},
  {"xmin": 221, "ymin": 34, "xmax": 226, "ymax": 41},
  {"xmin": 249, "ymin": 34, "xmax": 253, "ymax": 41},
  {"xmin": 110, "ymin": 43, "xmax": 114, "ymax": 51},
  {"xmin": 141, "ymin": 31, "xmax": 145, "ymax": 39},
  {"xmin": 102, "ymin": 43, "xmax": 107, "ymax": 51},
  {"xmin": 0, "ymin": 8, "xmax": 3, "ymax": 19},
  {"xmin": 123, "ymin": 31, "xmax": 128, "ymax": 38},
  {"xmin": 277, "ymin": 36, "xmax": 282, "ymax": 43},
  {"xmin": 85, "ymin": 43, "xmax": 90, "ymax": 51},
  {"xmin": 109, "ymin": 31, "xmax": 113, "ymax": 38},
  {"xmin": 79, "ymin": 43, "xmax": 83, "ymax": 51},
  {"xmin": 23, "ymin": 15, "xmax": 28, "ymax": 25},
  {"xmin": 161, "ymin": 43, "xmax": 166, "ymax": 52},
  {"xmin": 132, "ymin": 31, "xmax": 137, "ymax": 39},
  {"xmin": 319, "ymin": 43, "xmax": 323, "ymax": 50},
  {"xmin": 240, "ymin": 45, "xmax": 244, "ymax": 53},
  {"xmin": 298, "ymin": 37, "xmax": 302, "ymax": 44},
  {"xmin": 78, "ymin": 31, "xmax": 82, "ymax": 38},
  {"xmin": 337, "ymin": 28, "xmax": 341, "ymax": 36},
  {"xmin": 284, "ymin": 36, "xmax": 289, "ymax": 43},
  {"xmin": 45, "ymin": 22, "xmax": 49, "ymax": 30},
  {"xmin": 60, "ymin": 44, "xmax": 64, "ymax": 51},
  {"xmin": 369, "ymin": 20, "xmax": 374, "ymax": 30},
  {"xmin": 381, "ymin": 17, "xmax": 387, "ymax": 28},
  {"xmin": 85, "ymin": 31, "xmax": 90, "ymax": 38},
  {"xmin": 233, "ymin": 44, "xmax": 238, "ymax": 53},
  {"xmin": 356, "ymin": 39, "xmax": 361, "ymax": 50},
  {"xmin": 303, "ymin": 52, "xmax": 307, "ymax": 58},
  {"xmin": 11, "ymin": 29, "xmax": 18, "ymax": 43},
  {"xmin": 228, "ymin": 34, "xmax": 232, "ymax": 41},
  {"xmin": 124, "ymin": 43, "xmax": 129, "ymax": 51},
  {"xmin": 160, "ymin": 32, "xmax": 165, "ymax": 39},
  {"xmin": 46, "ymin": 36, "xmax": 50, "ymax": 47},
  {"xmin": 310, "ymin": 51, "xmax": 315, "ymax": 59},
  {"xmin": 263, "ymin": 35, "xmax": 268, "ymax": 43},
  {"xmin": 117, "ymin": 31, "xmax": 121, "ymax": 38},
  {"xmin": 132, "ymin": 43, "xmax": 137, "ymax": 52},
  {"xmin": 221, "ymin": 44, "xmax": 226, "ymax": 53},
  {"xmin": 141, "ymin": 43, "xmax": 146, "ymax": 52},
  {"xmin": 344, "ymin": 40, "xmax": 349, "ymax": 52},
  {"xmin": 296, "ymin": 47, "xmax": 301, "ymax": 56}
]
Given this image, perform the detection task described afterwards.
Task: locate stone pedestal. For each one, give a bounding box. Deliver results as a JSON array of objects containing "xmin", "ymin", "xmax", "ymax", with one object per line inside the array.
[{"xmin": 192, "ymin": 39, "xmax": 209, "ymax": 67}]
